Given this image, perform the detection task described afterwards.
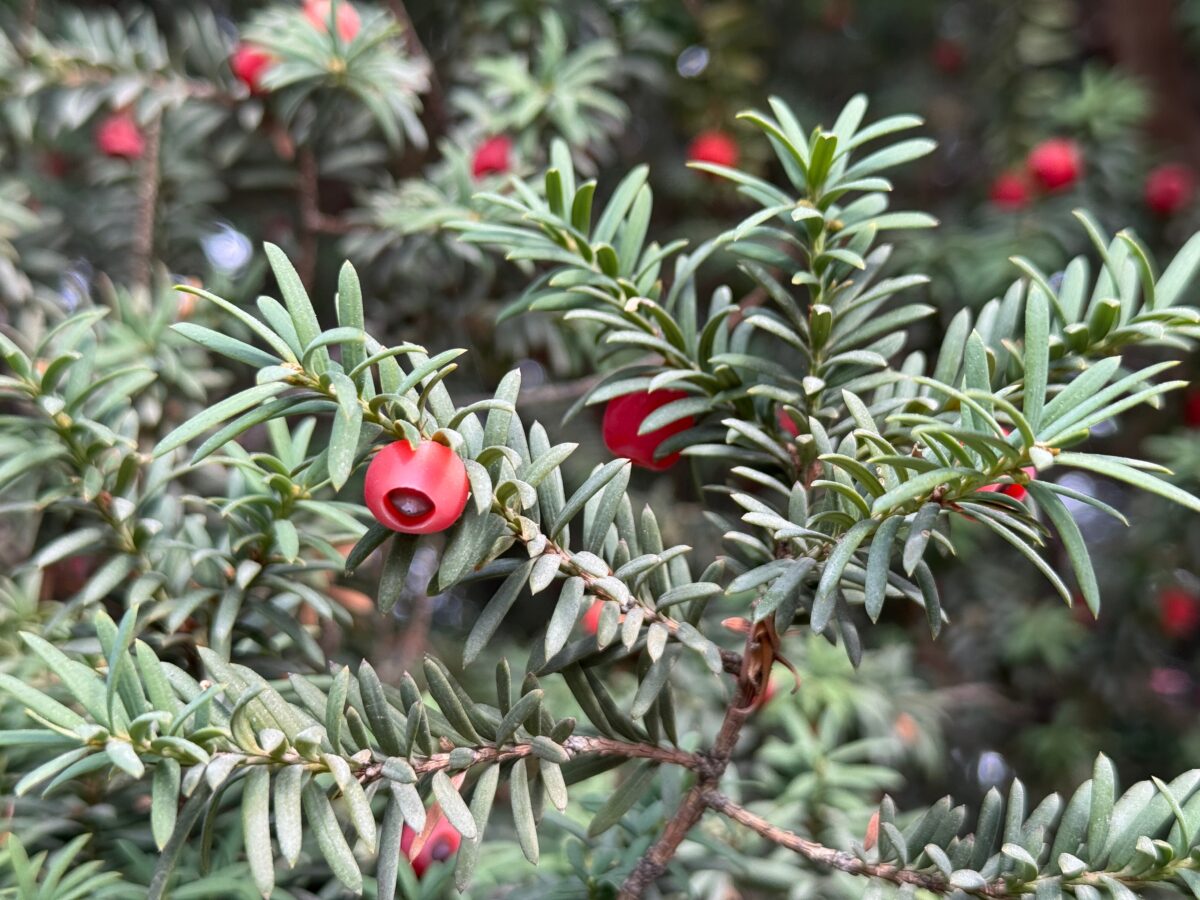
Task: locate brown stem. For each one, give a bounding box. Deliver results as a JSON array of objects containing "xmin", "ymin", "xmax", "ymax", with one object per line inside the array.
[
  {"xmin": 703, "ymin": 790, "xmax": 973, "ymax": 894},
  {"xmin": 132, "ymin": 113, "xmax": 163, "ymax": 291},
  {"xmin": 618, "ymin": 639, "xmax": 757, "ymax": 897},
  {"xmin": 384, "ymin": 0, "xmax": 446, "ymax": 140},
  {"xmin": 711, "ymin": 671, "xmax": 755, "ymax": 759},
  {"xmin": 297, "ymin": 146, "xmax": 321, "ymax": 291},
  {"xmin": 563, "ymin": 736, "xmax": 700, "ymax": 769},
  {"xmin": 703, "ymin": 791, "xmax": 1200, "ymax": 896},
  {"xmin": 354, "ymin": 736, "xmax": 702, "ymax": 785},
  {"xmin": 1101, "ymin": 0, "xmax": 1200, "ymax": 159},
  {"xmin": 618, "ymin": 786, "xmax": 710, "ymax": 898}
]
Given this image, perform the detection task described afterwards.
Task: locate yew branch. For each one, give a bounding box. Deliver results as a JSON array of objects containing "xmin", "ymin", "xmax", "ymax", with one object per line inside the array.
[{"xmin": 618, "ymin": 636, "xmax": 757, "ymax": 898}]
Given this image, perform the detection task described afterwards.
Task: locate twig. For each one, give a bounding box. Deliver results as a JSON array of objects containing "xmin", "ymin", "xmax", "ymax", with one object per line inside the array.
[
  {"xmin": 384, "ymin": 0, "xmax": 446, "ymax": 139},
  {"xmin": 297, "ymin": 146, "xmax": 321, "ymax": 291},
  {"xmin": 619, "ymin": 786, "xmax": 709, "ymax": 897},
  {"xmin": 132, "ymin": 112, "xmax": 163, "ymax": 292},
  {"xmin": 354, "ymin": 735, "xmax": 702, "ymax": 784},
  {"xmin": 702, "ymin": 790, "xmax": 973, "ymax": 894},
  {"xmin": 82, "ymin": 736, "xmax": 700, "ymax": 789},
  {"xmin": 526, "ymin": 524, "xmax": 742, "ymax": 676},
  {"xmin": 702, "ymin": 791, "xmax": 1197, "ymax": 897},
  {"xmin": 618, "ymin": 638, "xmax": 757, "ymax": 897},
  {"xmin": 562, "ymin": 736, "xmax": 700, "ymax": 769}
]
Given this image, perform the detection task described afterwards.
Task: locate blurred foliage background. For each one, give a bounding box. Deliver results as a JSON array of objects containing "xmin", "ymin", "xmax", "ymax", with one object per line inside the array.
[{"xmin": 4, "ymin": 0, "xmax": 1200, "ymax": 896}]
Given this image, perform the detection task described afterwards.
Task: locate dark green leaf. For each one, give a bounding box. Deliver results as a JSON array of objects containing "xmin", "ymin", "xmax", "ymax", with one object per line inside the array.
[
  {"xmin": 509, "ymin": 758, "xmax": 539, "ymax": 863},
  {"xmin": 432, "ymin": 770, "xmax": 478, "ymax": 840},
  {"xmin": 454, "ymin": 764, "xmax": 499, "ymax": 890},
  {"xmin": 464, "ymin": 559, "xmax": 535, "ymax": 666},
  {"xmin": 243, "ymin": 766, "xmax": 274, "ymax": 898},
  {"xmin": 154, "ymin": 383, "xmax": 288, "ymax": 458},
  {"xmin": 586, "ymin": 761, "xmax": 659, "ymax": 837},
  {"xmin": 301, "ymin": 779, "xmax": 362, "ymax": 892},
  {"xmin": 812, "ymin": 520, "xmax": 875, "ymax": 632}
]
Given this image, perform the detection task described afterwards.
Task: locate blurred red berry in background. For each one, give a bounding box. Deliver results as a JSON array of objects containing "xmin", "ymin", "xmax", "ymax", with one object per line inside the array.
[
  {"xmin": 95, "ymin": 113, "xmax": 144, "ymax": 159},
  {"xmin": 1027, "ymin": 139, "xmax": 1082, "ymax": 192},
  {"xmin": 303, "ymin": 0, "xmax": 361, "ymax": 42},
  {"xmin": 1184, "ymin": 389, "xmax": 1200, "ymax": 428},
  {"xmin": 688, "ymin": 130, "xmax": 739, "ymax": 170},
  {"xmin": 472, "ymin": 136, "xmax": 512, "ymax": 178},
  {"xmin": 1145, "ymin": 164, "xmax": 1195, "ymax": 217},
  {"xmin": 777, "ymin": 407, "xmax": 801, "ymax": 437},
  {"xmin": 231, "ymin": 43, "xmax": 274, "ymax": 94},
  {"xmin": 1160, "ymin": 587, "xmax": 1200, "ymax": 639},
  {"xmin": 932, "ymin": 38, "xmax": 965, "ymax": 74},
  {"xmin": 990, "ymin": 171, "xmax": 1031, "ymax": 211}
]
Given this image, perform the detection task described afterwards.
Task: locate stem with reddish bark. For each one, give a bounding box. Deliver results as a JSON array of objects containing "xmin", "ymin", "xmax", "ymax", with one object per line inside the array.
[
  {"xmin": 617, "ymin": 640, "xmax": 757, "ymax": 898},
  {"xmin": 296, "ymin": 146, "xmax": 321, "ymax": 290},
  {"xmin": 132, "ymin": 113, "xmax": 163, "ymax": 291},
  {"xmin": 384, "ymin": 0, "xmax": 446, "ymax": 139},
  {"xmin": 702, "ymin": 789, "xmax": 1191, "ymax": 898},
  {"xmin": 702, "ymin": 790, "xmax": 970, "ymax": 894}
]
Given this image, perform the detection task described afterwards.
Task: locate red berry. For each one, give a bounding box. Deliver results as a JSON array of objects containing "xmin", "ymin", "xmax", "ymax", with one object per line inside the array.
[
  {"xmin": 1145, "ymin": 164, "xmax": 1195, "ymax": 217},
  {"xmin": 582, "ymin": 599, "xmax": 603, "ymax": 635},
  {"xmin": 303, "ymin": 0, "xmax": 361, "ymax": 42},
  {"xmin": 472, "ymin": 136, "xmax": 512, "ymax": 179},
  {"xmin": 231, "ymin": 43, "xmax": 274, "ymax": 94},
  {"xmin": 401, "ymin": 820, "xmax": 461, "ymax": 878},
  {"xmin": 95, "ymin": 113, "xmax": 145, "ymax": 160},
  {"xmin": 602, "ymin": 389, "xmax": 695, "ymax": 471},
  {"xmin": 363, "ymin": 440, "xmax": 469, "ymax": 534},
  {"xmin": 990, "ymin": 171, "xmax": 1031, "ymax": 211},
  {"xmin": 1160, "ymin": 587, "xmax": 1200, "ymax": 639},
  {"xmin": 687, "ymin": 130, "xmax": 739, "ymax": 170},
  {"xmin": 1027, "ymin": 139, "xmax": 1082, "ymax": 192},
  {"xmin": 777, "ymin": 407, "xmax": 800, "ymax": 437},
  {"xmin": 932, "ymin": 38, "xmax": 965, "ymax": 73},
  {"xmin": 978, "ymin": 467, "xmax": 1035, "ymax": 501},
  {"xmin": 1184, "ymin": 389, "xmax": 1200, "ymax": 428},
  {"xmin": 978, "ymin": 432, "xmax": 1036, "ymax": 500}
]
